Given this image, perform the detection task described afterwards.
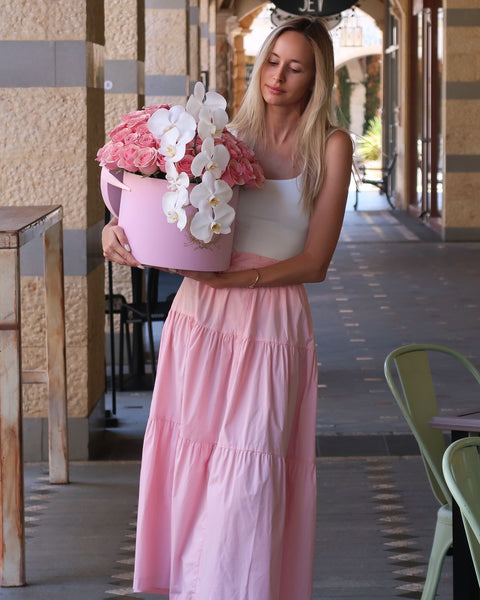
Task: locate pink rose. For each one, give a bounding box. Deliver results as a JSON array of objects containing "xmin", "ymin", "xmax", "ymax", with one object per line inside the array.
[
  {"xmin": 221, "ymin": 135, "xmax": 242, "ymax": 160},
  {"xmin": 221, "ymin": 159, "xmax": 245, "ymax": 187},
  {"xmin": 239, "ymin": 141, "xmax": 255, "ymax": 162},
  {"xmin": 138, "ymin": 132, "xmax": 157, "ymax": 148},
  {"xmin": 238, "ymin": 157, "xmax": 254, "ymax": 184},
  {"xmin": 108, "ymin": 121, "xmax": 129, "ymax": 141},
  {"xmin": 96, "ymin": 141, "xmax": 124, "ymax": 170},
  {"xmin": 117, "ymin": 143, "xmax": 140, "ymax": 172},
  {"xmin": 175, "ymin": 154, "xmax": 194, "ymax": 178},
  {"xmin": 156, "ymin": 153, "xmax": 167, "ymax": 173},
  {"xmin": 122, "ymin": 110, "xmax": 149, "ymax": 128},
  {"xmin": 123, "ymin": 132, "xmax": 140, "ymax": 145},
  {"xmin": 110, "ymin": 124, "xmax": 133, "ymax": 144},
  {"xmin": 143, "ymin": 104, "xmax": 170, "ymax": 116},
  {"xmin": 134, "ymin": 122, "xmax": 150, "ymax": 136},
  {"xmin": 245, "ymin": 161, "xmax": 265, "ymax": 188},
  {"xmin": 134, "ymin": 147, "xmax": 158, "ymax": 175}
]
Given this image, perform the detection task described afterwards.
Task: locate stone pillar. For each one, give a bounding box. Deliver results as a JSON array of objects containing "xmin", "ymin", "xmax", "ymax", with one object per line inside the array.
[
  {"xmin": 443, "ymin": 2, "xmax": 480, "ymax": 240},
  {"xmin": 189, "ymin": 0, "xmax": 201, "ymax": 88},
  {"xmin": 105, "ymin": 0, "xmax": 145, "ymax": 132},
  {"xmin": 209, "ymin": 0, "xmax": 217, "ymax": 91},
  {"xmin": 145, "ymin": 0, "xmax": 189, "ymax": 106},
  {"xmin": 104, "ymin": 1, "xmax": 145, "ymax": 303},
  {"xmin": 0, "ymin": 1, "xmax": 106, "ymax": 459}
]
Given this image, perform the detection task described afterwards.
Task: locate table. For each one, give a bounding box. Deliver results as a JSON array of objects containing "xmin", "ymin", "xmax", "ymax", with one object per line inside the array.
[
  {"xmin": 430, "ymin": 411, "xmax": 480, "ymax": 599},
  {"xmin": 0, "ymin": 206, "xmax": 69, "ymax": 586}
]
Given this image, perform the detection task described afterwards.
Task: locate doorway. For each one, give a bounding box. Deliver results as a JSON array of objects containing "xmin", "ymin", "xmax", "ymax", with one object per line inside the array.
[{"xmin": 412, "ymin": 0, "xmax": 443, "ymax": 219}]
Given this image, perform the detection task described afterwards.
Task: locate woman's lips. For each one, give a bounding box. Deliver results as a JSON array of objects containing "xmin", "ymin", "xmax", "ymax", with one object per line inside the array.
[{"xmin": 266, "ymin": 85, "xmax": 284, "ymax": 95}]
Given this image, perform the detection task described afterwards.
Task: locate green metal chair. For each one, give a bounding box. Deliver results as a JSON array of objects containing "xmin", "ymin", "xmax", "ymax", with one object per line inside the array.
[
  {"xmin": 384, "ymin": 344, "xmax": 480, "ymax": 599},
  {"xmin": 443, "ymin": 436, "xmax": 480, "ymax": 586}
]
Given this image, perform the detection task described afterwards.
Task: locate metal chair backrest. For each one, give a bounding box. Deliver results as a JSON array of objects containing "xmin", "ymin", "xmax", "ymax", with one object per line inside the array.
[
  {"xmin": 443, "ymin": 436, "xmax": 480, "ymax": 586},
  {"xmin": 385, "ymin": 344, "xmax": 480, "ymax": 507}
]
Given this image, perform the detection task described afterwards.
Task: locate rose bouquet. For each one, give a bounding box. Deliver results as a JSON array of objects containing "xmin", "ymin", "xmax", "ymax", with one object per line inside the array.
[{"xmin": 97, "ymin": 82, "xmax": 264, "ymax": 247}]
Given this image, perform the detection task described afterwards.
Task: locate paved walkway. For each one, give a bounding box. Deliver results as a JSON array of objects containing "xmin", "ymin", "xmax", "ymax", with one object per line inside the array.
[{"xmin": 5, "ymin": 189, "xmax": 480, "ymax": 599}]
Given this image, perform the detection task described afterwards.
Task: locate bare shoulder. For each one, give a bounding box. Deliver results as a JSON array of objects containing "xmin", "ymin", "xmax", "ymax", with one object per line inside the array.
[{"xmin": 325, "ymin": 129, "xmax": 354, "ymax": 158}]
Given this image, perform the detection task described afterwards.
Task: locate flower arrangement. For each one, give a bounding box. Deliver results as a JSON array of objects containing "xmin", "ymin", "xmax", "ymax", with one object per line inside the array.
[{"xmin": 96, "ymin": 82, "xmax": 264, "ymax": 244}]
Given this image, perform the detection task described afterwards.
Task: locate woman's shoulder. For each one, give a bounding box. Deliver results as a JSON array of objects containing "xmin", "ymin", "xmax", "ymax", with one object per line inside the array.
[
  {"xmin": 325, "ymin": 128, "xmax": 354, "ymax": 157},
  {"xmin": 326, "ymin": 127, "xmax": 353, "ymax": 145}
]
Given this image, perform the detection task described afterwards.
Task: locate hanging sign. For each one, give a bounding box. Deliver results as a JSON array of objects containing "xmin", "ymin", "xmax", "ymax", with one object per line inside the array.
[{"xmin": 273, "ymin": 0, "xmax": 357, "ymax": 17}]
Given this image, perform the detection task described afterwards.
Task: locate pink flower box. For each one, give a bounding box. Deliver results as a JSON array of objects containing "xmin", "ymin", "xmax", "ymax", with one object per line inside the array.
[{"xmin": 101, "ymin": 167, "xmax": 238, "ymax": 271}]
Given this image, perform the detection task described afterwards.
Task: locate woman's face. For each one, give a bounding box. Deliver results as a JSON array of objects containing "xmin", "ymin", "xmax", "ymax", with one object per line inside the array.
[{"xmin": 260, "ymin": 30, "xmax": 315, "ymax": 111}]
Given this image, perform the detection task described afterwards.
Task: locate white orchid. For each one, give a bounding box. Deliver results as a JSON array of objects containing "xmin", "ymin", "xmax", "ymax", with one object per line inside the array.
[
  {"xmin": 197, "ymin": 106, "xmax": 229, "ymax": 140},
  {"xmin": 186, "ymin": 81, "xmax": 227, "ymax": 121},
  {"xmin": 148, "ymin": 105, "xmax": 196, "ymax": 145},
  {"xmin": 190, "ymin": 171, "xmax": 233, "ymax": 211},
  {"xmin": 166, "ymin": 160, "xmax": 190, "ymax": 192},
  {"xmin": 191, "ymin": 136, "xmax": 230, "ymax": 179},
  {"xmin": 162, "ymin": 188, "xmax": 189, "ymax": 231},
  {"xmin": 158, "ymin": 128, "xmax": 188, "ymax": 163},
  {"xmin": 190, "ymin": 202, "xmax": 235, "ymax": 243}
]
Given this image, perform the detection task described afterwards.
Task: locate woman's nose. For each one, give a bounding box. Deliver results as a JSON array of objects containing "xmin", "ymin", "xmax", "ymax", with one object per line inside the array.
[{"xmin": 274, "ymin": 67, "xmax": 285, "ymax": 82}]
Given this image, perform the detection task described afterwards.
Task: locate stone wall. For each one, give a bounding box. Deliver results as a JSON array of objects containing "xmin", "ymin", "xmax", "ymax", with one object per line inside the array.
[{"xmin": 0, "ymin": 0, "xmax": 106, "ymax": 459}]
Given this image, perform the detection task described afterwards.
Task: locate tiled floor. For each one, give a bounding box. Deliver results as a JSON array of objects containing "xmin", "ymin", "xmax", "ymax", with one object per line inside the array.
[
  {"xmin": 8, "ymin": 455, "xmax": 453, "ymax": 600},
  {"xmin": 3, "ymin": 188, "xmax": 478, "ymax": 599}
]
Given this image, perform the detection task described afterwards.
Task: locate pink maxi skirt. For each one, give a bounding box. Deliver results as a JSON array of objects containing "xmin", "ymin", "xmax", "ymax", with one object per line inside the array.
[{"xmin": 133, "ymin": 252, "xmax": 318, "ymax": 600}]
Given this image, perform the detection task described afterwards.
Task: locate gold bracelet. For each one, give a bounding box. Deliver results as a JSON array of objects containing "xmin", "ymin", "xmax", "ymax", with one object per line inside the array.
[{"xmin": 248, "ymin": 269, "xmax": 261, "ymax": 289}]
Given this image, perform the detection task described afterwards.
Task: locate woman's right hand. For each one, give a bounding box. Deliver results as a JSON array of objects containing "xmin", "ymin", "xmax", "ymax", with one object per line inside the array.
[{"xmin": 102, "ymin": 218, "xmax": 144, "ymax": 268}]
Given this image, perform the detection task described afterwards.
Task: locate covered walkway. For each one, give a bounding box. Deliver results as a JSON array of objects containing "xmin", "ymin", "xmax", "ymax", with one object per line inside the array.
[{"xmin": 6, "ymin": 189, "xmax": 480, "ymax": 599}]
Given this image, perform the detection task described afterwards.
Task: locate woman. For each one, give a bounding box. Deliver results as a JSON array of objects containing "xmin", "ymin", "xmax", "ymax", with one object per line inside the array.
[{"xmin": 103, "ymin": 16, "xmax": 352, "ymax": 600}]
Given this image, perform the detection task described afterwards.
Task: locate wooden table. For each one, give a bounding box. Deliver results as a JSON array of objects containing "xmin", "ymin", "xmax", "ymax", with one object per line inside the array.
[
  {"xmin": 0, "ymin": 206, "xmax": 69, "ymax": 586},
  {"xmin": 430, "ymin": 411, "xmax": 480, "ymax": 599}
]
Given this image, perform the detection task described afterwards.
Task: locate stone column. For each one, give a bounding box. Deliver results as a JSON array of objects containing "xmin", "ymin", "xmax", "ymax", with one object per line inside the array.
[
  {"xmin": 189, "ymin": 0, "xmax": 201, "ymax": 89},
  {"xmin": 103, "ymin": 1, "xmax": 145, "ymax": 304},
  {"xmin": 105, "ymin": 0, "xmax": 145, "ymax": 132},
  {"xmin": 145, "ymin": 0, "xmax": 189, "ymax": 106},
  {"xmin": 209, "ymin": 0, "xmax": 218, "ymax": 91},
  {"xmin": 443, "ymin": 2, "xmax": 480, "ymax": 240},
  {"xmin": 0, "ymin": 1, "xmax": 106, "ymax": 460}
]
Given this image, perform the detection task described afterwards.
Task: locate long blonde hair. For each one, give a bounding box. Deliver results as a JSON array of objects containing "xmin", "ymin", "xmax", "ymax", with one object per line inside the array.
[{"xmin": 230, "ymin": 17, "xmax": 338, "ymax": 212}]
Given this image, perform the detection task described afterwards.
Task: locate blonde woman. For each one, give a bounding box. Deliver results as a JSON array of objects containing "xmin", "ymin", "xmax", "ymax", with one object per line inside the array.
[{"xmin": 103, "ymin": 16, "xmax": 352, "ymax": 600}]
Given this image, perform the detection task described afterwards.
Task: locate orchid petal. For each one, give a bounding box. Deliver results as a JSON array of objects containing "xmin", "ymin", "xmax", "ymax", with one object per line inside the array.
[
  {"xmin": 166, "ymin": 161, "xmax": 190, "ymax": 191},
  {"xmin": 159, "ymin": 128, "xmax": 186, "ymax": 163},
  {"xmin": 148, "ymin": 105, "xmax": 196, "ymax": 145},
  {"xmin": 147, "ymin": 108, "xmax": 173, "ymax": 138},
  {"xmin": 205, "ymin": 90, "xmax": 227, "ymax": 111},
  {"xmin": 162, "ymin": 191, "xmax": 188, "ymax": 230},
  {"xmin": 190, "ymin": 209, "xmax": 215, "ymax": 243},
  {"xmin": 191, "ymin": 153, "xmax": 209, "ymax": 178}
]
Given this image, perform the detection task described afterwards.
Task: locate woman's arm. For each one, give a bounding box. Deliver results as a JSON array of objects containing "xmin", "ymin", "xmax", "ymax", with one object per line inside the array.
[
  {"xmin": 102, "ymin": 218, "xmax": 144, "ymax": 268},
  {"xmin": 178, "ymin": 129, "xmax": 353, "ymax": 288}
]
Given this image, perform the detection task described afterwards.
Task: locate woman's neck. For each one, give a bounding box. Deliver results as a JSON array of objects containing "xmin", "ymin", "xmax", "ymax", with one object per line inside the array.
[
  {"xmin": 254, "ymin": 108, "xmax": 302, "ymax": 180},
  {"xmin": 263, "ymin": 106, "xmax": 302, "ymax": 146}
]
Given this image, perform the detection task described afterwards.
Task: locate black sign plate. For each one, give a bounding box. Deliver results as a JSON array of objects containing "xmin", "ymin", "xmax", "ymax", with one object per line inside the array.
[{"xmin": 273, "ymin": 0, "xmax": 357, "ymax": 17}]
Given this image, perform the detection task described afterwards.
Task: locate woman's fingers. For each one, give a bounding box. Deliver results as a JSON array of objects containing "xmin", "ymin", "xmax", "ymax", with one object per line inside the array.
[{"xmin": 102, "ymin": 223, "xmax": 143, "ymax": 268}]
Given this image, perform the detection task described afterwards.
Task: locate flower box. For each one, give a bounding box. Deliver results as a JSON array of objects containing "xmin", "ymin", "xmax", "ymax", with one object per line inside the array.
[{"xmin": 101, "ymin": 167, "xmax": 238, "ymax": 271}]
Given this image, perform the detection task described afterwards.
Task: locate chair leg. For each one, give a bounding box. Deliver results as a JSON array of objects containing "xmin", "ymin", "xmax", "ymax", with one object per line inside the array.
[
  {"xmin": 354, "ymin": 186, "xmax": 359, "ymax": 210},
  {"xmin": 421, "ymin": 505, "xmax": 452, "ymax": 600},
  {"xmin": 146, "ymin": 316, "xmax": 157, "ymax": 382},
  {"xmin": 119, "ymin": 316, "xmax": 125, "ymax": 391},
  {"xmin": 385, "ymin": 190, "xmax": 395, "ymax": 210}
]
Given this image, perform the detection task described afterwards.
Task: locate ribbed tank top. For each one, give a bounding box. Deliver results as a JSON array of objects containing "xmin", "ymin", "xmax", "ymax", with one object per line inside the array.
[{"xmin": 232, "ymin": 177, "xmax": 310, "ymax": 261}]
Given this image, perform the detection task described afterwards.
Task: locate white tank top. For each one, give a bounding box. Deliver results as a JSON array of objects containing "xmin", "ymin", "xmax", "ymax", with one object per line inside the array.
[{"xmin": 232, "ymin": 177, "xmax": 310, "ymax": 261}]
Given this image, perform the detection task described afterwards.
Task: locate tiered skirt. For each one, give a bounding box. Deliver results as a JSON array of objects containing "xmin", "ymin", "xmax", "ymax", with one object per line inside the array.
[{"xmin": 133, "ymin": 252, "xmax": 318, "ymax": 600}]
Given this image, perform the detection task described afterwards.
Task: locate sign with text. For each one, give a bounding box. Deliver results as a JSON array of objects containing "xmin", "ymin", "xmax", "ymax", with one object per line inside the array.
[{"xmin": 273, "ymin": 0, "xmax": 357, "ymax": 17}]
